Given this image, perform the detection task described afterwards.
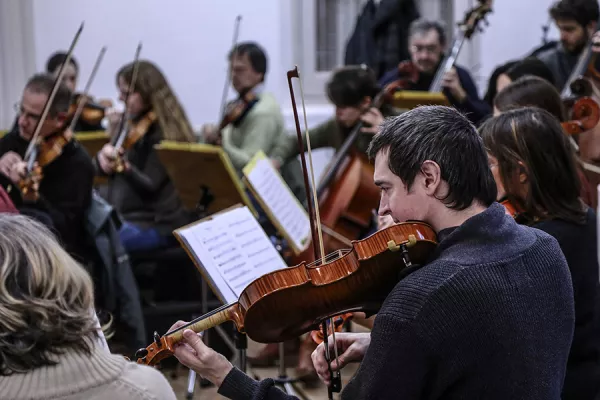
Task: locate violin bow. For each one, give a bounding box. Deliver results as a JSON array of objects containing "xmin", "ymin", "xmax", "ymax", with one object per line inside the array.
[
  {"xmin": 112, "ymin": 42, "xmax": 142, "ymax": 152},
  {"xmin": 286, "ymin": 66, "xmax": 342, "ymax": 398},
  {"xmin": 24, "ymin": 22, "xmax": 84, "ymax": 166},
  {"xmin": 68, "ymin": 45, "xmax": 107, "ymax": 132},
  {"xmin": 218, "ymin": 15, "xmax": 242, "ymax": 122}
]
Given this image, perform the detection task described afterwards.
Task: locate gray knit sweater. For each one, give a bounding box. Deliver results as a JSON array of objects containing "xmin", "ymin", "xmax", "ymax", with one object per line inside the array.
[{"xmin": 0, "ymin": 344, "xmax": 176, "ymax": 400}]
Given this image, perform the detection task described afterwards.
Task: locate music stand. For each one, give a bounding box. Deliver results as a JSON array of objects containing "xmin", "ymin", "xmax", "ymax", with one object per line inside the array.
[
  {"xmin": 75, "ymin": 131, "xmax": 110, "ymax": 187},
  {"xmin": 391, "ymin": 90, "xmax": 450, "ymax": 110},
  {"xmin": 155, "ymin": 141, "xmax": 258, "ymax": 218}
]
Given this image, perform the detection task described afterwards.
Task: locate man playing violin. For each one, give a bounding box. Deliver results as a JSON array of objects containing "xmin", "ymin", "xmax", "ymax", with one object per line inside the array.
[
  {"xmin": 536, "ymin": 0, "xmax": 599, "ymax": 92},
  {"xmin": 0, "ymin": 74, "xmax": 94, "ymax": 263},
  {"xmin": 481, "ymin": 106, "xmax": 600, "ymax": 400},
  {"xmin": 200, "ymin": 42, "xmax": 286, "ymax": 174},
  {"xmin": 165, "ymin": 105, "xmax": 575, "ymax": 399},
  {"xmin": 379, "ymin": 18, "xmax": 491, "ymax": 125}
]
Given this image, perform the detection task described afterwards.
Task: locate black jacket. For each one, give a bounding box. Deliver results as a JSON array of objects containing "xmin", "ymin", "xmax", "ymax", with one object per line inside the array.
[
  {"xmin": 94, "ymin": 120, "xmax": 190, "ymax": 235},
  {"xmin": 0, "ymin": 127, "xmax": 94, "ymax": 262},
  {"xmin": 344, "ymin": 0, "xmax": 419, "ymax": 79}
]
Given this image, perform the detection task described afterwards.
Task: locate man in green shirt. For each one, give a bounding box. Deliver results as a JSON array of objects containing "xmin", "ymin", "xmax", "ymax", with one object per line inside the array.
[{"xmin": 200, "ymin": 42, "xmax": 286, "ymax": 174}]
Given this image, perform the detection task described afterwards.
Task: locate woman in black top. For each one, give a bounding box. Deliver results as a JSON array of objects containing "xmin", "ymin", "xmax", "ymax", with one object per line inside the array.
[
  {"xmin": 95, "ymin": 60, "xmax": 196, "ymax": 253},
  {"xmin": 480, "ymin": 107, "xmax": 600, "ymax": 400}
]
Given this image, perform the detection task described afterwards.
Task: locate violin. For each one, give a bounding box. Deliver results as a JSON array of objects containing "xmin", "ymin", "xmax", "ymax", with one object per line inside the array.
[
  {"xmin": 67, "ymin": 94, "xmax": 113, "ymax": 127},
  {"xmin": 134, "ymin": 221, "xmax": 437, "ymax": 366},
  {"xmin": 219, "ymin": 90, "xmax": 258, "ymax": 131},
  {"xmin": 112, "ymin": 111, "xmax": 156, "ymax": 173},
  {"xmin": 19, "ymin": 23, "xmax": 84, "ymax": 201}
]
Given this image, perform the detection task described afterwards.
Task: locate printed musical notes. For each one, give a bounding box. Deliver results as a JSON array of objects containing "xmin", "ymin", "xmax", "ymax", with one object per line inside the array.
[
  {"xmin": 243, "ymin": 151, "xmax": 311, "ymax": 254},
  {"xmin": 175, "ymin": 206, "xmax": 288, "ymax": 304}
]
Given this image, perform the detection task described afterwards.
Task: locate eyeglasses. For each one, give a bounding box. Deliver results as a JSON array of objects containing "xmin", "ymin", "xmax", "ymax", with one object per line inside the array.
[
  {"xmin": 13, "ymin": 102, "xmax": 44, "ymax": 124},
  {"xmin": 410, "ymin": 45, "xmax": 439, "ymax": 54}
]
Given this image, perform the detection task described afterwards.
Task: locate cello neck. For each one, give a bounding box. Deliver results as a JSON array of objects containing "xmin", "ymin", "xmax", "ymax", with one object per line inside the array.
[
  {"xmin": 429, "ymin": 34, "xmax": 466, "ymax": 93},
  {"xmin": 315, "ymin": 90, "xmax": 387, "ymax": 200},
  {"xmin": 163, "ymin": 303, "xmax": 239, "ymax": 344},
  {"xmin": 562, "ymin": 40, "xmax": 594, "ymax": 99}
]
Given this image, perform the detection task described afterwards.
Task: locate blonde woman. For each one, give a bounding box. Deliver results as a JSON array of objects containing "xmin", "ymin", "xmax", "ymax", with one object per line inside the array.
[
  {"xmin": 95, "ymin": 60, "xmax": 195, "ymax": 253},
  {"xmin": 0, "ymin": 214, "xmax": 176, "ymax": 399}
]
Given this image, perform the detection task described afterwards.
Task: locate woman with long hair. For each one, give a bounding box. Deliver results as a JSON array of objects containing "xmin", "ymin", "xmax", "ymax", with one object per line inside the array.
[
  {"xmin": 0, "ymin": 213, "xmax": 176, "ymax": 399},
  {"xmin": 492, "ymin": 75, "xmax": 595, "ymax": 207},
  {"xmin": 95, "ymin": 60, "xmax": 194, "ymax": 253},
  {"xmin": 480, "ymin": 107, "xmax": 600, "ymax": 400}
]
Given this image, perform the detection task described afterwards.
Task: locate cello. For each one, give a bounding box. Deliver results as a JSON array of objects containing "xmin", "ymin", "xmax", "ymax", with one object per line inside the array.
[{"xmin": 134, "ymin": 66, "xmax": 438, "ymax": 398}]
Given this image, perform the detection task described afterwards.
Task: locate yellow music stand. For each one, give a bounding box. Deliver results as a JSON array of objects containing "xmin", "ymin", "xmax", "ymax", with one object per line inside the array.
[
  {"xmin": 154, "ymin": 140, "xmax": 257, "ymax": 217},
  {"xmin": 391, "ymin": 90, "xmax": 449, "ymax": 110},
  {"xmin": 74, "ymin": 131, "xmax": 109, "ymax": 159}
]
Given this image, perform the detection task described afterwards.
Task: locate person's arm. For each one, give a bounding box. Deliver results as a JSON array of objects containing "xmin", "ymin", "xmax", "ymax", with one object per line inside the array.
[
  {"xmin": 270, "ymin": 118, "xmax": 339, "ymax": 166},
  {"xmin": 121, "ymin": 148, "xmax": 169, "ymax": 194},
  {"xmin": 218, "ymin": 368, "xmax": 300, "ymax": 400},
  {"xmin": 449, "ymin": 68, "xmax": 492, "ymax": 125}
]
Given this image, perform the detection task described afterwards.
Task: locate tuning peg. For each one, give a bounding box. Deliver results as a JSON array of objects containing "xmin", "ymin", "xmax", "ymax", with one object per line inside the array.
[
  {"xmin": 154, "ymin": 331, "xmax": 162, "ymax": 346},
  {"xmin": 135, "ymin": 348, "xmax": 148, "ymax": 359}
]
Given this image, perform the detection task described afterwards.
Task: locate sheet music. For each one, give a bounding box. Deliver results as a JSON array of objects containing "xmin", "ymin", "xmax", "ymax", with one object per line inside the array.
[
  {"xmin": 244, "ymin": 153, "xmax": 311, "ymax": 253},
  {"xmin": 177, "ymin": 206, "xmax": 288, "ymax": 304}
]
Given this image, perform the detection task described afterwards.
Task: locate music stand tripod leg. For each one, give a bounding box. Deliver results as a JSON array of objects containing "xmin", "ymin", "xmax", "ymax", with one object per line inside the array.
[{"xmin": 271, "ymin": 342, "xmax": 310, "ymax": 400}]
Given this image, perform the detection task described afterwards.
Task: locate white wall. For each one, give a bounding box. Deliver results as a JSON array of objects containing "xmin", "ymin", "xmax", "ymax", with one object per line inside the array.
[
  {"xmin": 478, "ymin": 0, "xmax": 559, "ymax": 93},
  {"xmin": 1, "ymin": 0, "xmax": 562, "ymax": 132},
  {"xmin": 29, "ymin": 0, "xmax": 296, "ymax": 131}
]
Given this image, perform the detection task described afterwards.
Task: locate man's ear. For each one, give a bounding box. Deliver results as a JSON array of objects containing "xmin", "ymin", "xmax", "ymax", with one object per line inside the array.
[{"xmin": 420, "ymin": 160, "xmax": 442, "ymax": 195}]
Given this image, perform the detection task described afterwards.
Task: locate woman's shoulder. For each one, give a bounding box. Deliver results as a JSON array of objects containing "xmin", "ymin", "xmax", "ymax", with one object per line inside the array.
[{"xmin": 112, "ymin": 360, "xmax": 177, "ymax": 399}]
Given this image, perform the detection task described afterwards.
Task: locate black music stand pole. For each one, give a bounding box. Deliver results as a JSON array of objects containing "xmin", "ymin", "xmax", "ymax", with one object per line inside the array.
[{"xmin": 234, "ymin": 330, "xmax": 247, "ymax": 372}]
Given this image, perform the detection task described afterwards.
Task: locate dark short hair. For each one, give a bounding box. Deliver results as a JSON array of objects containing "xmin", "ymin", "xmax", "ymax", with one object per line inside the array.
[
  {"xmin": 483, "ymin": 60, "xmax": 519, "ymax": 107},
  {"xmin": 326, "ymin": 65, "xmax": 380, "ymax": 108},
  {"xmin": 505, "ymin": 57, "xmax": 555, "ymax": 85},
  {"xmin": 229, "ymin": 42, "xmax": 268, "ymax": 79},
  {"xmin": 367, "ymin": 106, "xmax": 497, "ymax": 210},
  {"xmin": 494, "ymin": 76, "xmax": 566, "ymax": 122},
  {"xmin": 45, "ymin": 52, "xmax": 79, "ymax": 75},
  {"xmin": 409, "ymin": 18, "xmax": 447, "ymax": 46},
  {"xmin": 24, "ymin": 74, "xmax": 71, "ymax": 116},
  {"xmin": 550, "ymin": 0, "xmax": 600, "ymax": 27},
  {"xmin": 480, "ymin": 107, "xmax": 585, "ymax": 224}
]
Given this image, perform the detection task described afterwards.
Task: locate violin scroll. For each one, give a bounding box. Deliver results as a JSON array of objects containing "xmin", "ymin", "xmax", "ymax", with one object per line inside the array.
[{"xmin": 562, "ymin": 97, "xmax": 600, "ymax": 135}]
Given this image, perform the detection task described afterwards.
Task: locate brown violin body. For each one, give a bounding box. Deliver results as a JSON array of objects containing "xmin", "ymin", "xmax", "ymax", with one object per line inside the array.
[
  {"xmin": 19, "ymin": 130, "xmax": 74, "ymax": 201},
  {"xmin": 135, "ymin": 222, "xmax": 437, "ymax": 366},
  {"xmin": 68, "ymin": 93, "xmax": 113, "ymax": 127},
  {"xmin": 122, "ymin": 111, "xmax": 157, "ymax": 150}
]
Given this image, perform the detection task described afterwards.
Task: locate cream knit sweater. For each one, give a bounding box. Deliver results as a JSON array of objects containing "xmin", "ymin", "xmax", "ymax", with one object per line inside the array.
[{"xmin": 0, "ymin": 344, "xmax": 176, "ymax": 400}]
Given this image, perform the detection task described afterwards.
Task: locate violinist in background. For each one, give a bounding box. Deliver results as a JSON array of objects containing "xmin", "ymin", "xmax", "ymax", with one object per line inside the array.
[
  {"xmin": 200, "ymin": 42, "xmax": 286, "ymax": 174},
  {"xmin": 379, "ymin": 19, "xmax": 491, "ymax": 125},
  {"xmin": 45, "ymin": 51, "xmax": 111, "ymax": 132},
  {"xmin": 535, "ymin": 0, "xmax": 599, "ymax": 92},
  {"xmin": 168, "ymin": 106, "xmax": 575, "ymax": 400},
  {"xmin": 492, "ymin": 75, "xmax": 595, "ymax": 207},
  {"xmin": 0, "ymin": 74, "xmax": 94, "ymax": 263},
  {"xmin": 94, "ymin": 60, "xmax": 195, "ymax": 253},
  {"xmin": 480, "ymin": 107, "xmax": 600, "ymax": 400}
]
